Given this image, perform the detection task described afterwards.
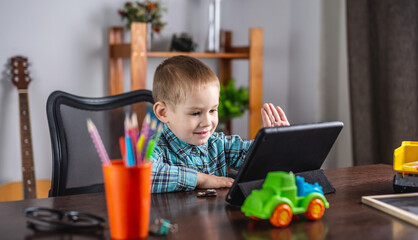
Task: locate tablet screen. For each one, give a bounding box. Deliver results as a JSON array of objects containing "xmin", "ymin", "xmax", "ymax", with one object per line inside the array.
[{"xmin": 225, "ymin": 121, "xmax": 343, "ymax": 206}]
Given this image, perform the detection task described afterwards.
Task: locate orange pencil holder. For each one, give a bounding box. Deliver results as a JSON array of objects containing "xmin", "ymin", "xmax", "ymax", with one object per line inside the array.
[{"xmin": 103, "ymin": 160, "xmax": 152, "ymax": 239}]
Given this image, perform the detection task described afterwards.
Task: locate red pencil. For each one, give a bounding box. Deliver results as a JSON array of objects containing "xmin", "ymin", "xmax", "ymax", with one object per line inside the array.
[{"xmin": 119, "ymin": 136, "xmax": 126, "ymax": 160}]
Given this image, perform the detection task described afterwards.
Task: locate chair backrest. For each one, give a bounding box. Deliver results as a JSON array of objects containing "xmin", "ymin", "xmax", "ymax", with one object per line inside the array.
[{"xmin": 46, "ymin": 90, "xmax": 154, "ymax": 197}]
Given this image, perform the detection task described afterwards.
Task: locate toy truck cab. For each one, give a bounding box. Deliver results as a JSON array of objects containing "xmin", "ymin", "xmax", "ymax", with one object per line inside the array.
[
  {"xmin": 241, "ymin": 171, "xmax": 329, "ymax": 227},
  {"xmin": 394, "ymin": 141, "xmax": 418, "ymax": 175}
]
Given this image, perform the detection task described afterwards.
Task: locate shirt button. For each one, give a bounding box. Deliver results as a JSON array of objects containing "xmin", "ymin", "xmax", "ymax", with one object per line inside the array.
[{"xmin": 192, "ymin": 148, "xmax": 196, "ymax": 152}]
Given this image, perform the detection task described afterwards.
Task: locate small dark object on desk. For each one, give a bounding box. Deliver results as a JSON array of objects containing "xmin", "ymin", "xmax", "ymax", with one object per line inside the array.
[
  {"xmin": 197, "ymin": 189, "xmax": 217, "ymax": 197},
  {"xmin": 170, "ymin": 33, "xmax": 198, "ymax": 52}
]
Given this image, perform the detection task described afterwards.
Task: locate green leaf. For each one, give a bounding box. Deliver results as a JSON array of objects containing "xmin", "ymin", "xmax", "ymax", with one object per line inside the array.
[{"xmin": 218, "ymin": 78, "xmax": 249, "ymax": 120}]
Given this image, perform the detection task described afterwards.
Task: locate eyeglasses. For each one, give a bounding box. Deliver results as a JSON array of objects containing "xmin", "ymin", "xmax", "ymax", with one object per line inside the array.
[{"xmin": 24, "ymin": 207, "xmax": 105, "ymax": 232}]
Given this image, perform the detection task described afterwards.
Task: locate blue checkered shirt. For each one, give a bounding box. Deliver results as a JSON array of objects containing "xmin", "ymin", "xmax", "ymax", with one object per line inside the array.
[{"xmin": 150, "ymin": 124, "xmax": 253, "ymax": 193}]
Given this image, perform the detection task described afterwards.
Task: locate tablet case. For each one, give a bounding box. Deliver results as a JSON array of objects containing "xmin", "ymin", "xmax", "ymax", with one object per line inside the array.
[{"xmin": 225, "ymin": 121, "xmax": 343, "ymax": 206}]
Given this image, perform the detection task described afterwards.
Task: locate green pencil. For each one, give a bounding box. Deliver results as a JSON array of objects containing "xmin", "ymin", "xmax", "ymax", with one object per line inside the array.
[{"xmin": 145, "ymin": 139, "xmax": 156, "ymax": 160}]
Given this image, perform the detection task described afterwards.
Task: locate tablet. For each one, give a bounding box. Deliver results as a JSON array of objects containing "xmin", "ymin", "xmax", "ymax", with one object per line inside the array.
[{"xmin": 225, "ymin": 121, "xmax": 343, "ymax": 206}]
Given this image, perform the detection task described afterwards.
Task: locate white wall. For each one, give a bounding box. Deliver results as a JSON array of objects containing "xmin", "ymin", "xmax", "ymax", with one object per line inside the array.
[
  {"xmin": 0, "ymin": 0, "xmax": 124, "ymax": 185},
  {"xmin": 0, "ymin": 0, "xmax": 351, "ymax": 185}
]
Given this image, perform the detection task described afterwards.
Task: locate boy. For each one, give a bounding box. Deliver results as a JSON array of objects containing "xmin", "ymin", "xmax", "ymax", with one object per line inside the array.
[{"xmin": 151, "ymin": 55, "xmax": 289, "ymax": 193}]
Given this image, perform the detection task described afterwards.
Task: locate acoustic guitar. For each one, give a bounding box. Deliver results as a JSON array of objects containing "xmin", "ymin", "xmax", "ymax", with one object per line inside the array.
[{"xmin": 0, "ymin": 56, "xmax": 50, "ymax": 202}]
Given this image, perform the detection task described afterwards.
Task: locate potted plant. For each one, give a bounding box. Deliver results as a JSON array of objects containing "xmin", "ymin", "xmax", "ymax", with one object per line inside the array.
[
  {"xmin": 118, "ymin": 1, "xmax": 166, "ymax": 33},
  {"xmin": 218, "ymin": 79, "xmax": 249, "ymax": 134}
]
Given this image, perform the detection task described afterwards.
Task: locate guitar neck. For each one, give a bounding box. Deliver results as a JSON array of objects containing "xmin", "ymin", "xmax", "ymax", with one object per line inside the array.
[{"xmin": 18, "ymin": 90, "xmax": 37, "ymax": 199}]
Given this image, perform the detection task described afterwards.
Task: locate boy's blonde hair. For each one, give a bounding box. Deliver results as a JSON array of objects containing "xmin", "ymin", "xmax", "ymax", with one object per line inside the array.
[{"xmin": 152, "ymin": 55, "xmax": 219, "ymax": 106}]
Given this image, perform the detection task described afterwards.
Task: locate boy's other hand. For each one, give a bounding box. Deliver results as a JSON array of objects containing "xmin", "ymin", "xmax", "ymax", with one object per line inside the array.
[
  {"xmin": 261, "ymin": 103, "xmax": 290, "ymax": 127},
  {"xmin": 196, "ymin": 172, "xmax": 234, "ymax": 189}
]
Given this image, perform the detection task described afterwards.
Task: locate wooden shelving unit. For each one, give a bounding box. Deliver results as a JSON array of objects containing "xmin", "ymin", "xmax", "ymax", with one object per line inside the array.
[{"xmin": 108, "ymin": 22, "xmax": 263, "ymax": 139}]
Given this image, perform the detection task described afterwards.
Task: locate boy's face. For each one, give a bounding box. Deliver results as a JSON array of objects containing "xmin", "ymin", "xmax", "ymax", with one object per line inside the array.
[{"xmin": 166, "ymin": 84, "xmax": 219, "ymax": 146}]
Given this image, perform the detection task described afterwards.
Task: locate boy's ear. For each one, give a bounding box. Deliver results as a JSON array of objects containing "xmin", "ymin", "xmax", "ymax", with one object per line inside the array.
[{"xmin": 153, "ymin": 101, "xmax": 169, "ymax": 123}]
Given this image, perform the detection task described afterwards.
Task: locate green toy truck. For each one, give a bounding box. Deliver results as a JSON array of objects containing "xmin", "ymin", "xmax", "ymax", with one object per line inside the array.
[{"xmin": 241, "ymin": 171, "xmax": 329, "ymax": 227}]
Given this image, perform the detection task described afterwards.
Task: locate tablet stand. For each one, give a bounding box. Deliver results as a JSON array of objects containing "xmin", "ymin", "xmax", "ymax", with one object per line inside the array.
[{"xmin": 238, "ymin": 169, "xmax": 336, "ymax": 198}]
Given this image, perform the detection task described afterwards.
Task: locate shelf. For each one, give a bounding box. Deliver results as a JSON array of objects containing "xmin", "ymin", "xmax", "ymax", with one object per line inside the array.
[
  {"xmin": 109, "ymin": 44, "xmax": 249, "ymax": 59},
  {"xmin": 108, "ymin": 22, "xmax": 263, "ymax": 138},
  {"xmin": 147, "ymin": 52, "xmax": 250, "ymax": 59}
]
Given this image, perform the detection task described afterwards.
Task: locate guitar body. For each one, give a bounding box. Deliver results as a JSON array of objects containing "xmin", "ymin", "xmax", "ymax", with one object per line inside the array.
[
  {"xmin": 0, "ymin": 56, "xmax": 50, "ymax": 202},
  {"xmin": 0, "ymin": 180, "xmax": 50, "ymax": 202}
]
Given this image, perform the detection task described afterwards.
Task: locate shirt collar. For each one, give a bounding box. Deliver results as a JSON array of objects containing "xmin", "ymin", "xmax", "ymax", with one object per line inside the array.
[{"xmin": 162, "ymin": 124, "xmax": 209, "ymax": 156}]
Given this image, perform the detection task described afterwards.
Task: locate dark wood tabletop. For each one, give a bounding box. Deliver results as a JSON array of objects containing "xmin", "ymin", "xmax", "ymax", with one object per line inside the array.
[{"xmin": 1, "ymin": 164, "xmax": 417, "ymax": 239}]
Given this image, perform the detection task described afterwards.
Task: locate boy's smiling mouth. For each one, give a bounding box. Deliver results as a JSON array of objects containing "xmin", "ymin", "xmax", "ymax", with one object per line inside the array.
[{"xmin": 194, "ymin": 130, "xmax": 211, "ymax": 137}]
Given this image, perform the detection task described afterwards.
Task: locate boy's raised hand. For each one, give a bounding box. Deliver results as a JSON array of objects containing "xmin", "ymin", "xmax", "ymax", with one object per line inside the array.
[
  {"xmin": 196, "ymin": 172, "xmax": 234, "ymax": 189},
  {"xmin": 261, "ymin": 103, "xmax": 290, "ymax": 127}
]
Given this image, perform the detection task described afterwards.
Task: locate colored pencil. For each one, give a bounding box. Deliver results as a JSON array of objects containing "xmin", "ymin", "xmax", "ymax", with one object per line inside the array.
[
  {"xmin": 86, "ymin": 119, "xmax": 110, "ymax": 165},
  {"xmin": 144, "ymin": 123, "xmax": 163, "ymax": 161},
  {"xmin": 124, "ymin": 116, "xmax": 135, "ymax": 167},
  {"xmin": 141, "ymin": 119, "xmax": 157, "ymax": 160},
  {"xmin": 130, "ymin": 113, "xmax": 139, "ymax": 163},
  {"xmin": 119, "ymin": 136, "xmax": 126, "ymax": 159},
  {"xmin": 153, "ymin": 123, "xmax": 163, "ymax": 141},
  {"xmin": 145, "ymin": 139, "xmax": 156, "ymax": 160},
  {"xmin": 140, "ymin": 113, "xmax": 151, "ymax": 140},
  {"xmin": 137, "ymin": 134, "xmax": 145, "ymax": 163}
]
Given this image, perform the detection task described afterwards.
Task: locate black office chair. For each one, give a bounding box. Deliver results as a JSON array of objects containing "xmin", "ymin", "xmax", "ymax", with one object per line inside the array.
[{"xmin": 46, "ymin": 90, "xmax": 154, "ymax": 197}]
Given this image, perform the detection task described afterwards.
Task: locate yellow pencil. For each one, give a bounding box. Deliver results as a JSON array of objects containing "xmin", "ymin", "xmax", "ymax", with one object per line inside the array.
[{"xmin": 136, "ymin": 135, "xmax": 145, "ymax": 164}]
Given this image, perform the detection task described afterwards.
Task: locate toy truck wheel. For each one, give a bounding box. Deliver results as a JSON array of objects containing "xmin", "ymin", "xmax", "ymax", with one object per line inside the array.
[
  {"xmin": 305, "ymin": 198, "xmax": 325, "ymax": 220},
  {"xmin": 270, "ymin": 204, "xmax": 293, "ymax": 227}
]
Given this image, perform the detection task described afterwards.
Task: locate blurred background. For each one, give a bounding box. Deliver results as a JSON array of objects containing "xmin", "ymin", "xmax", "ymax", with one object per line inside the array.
[{"xmin": 0, "ymin": 0, "xmax": 351, "ymax": 186}]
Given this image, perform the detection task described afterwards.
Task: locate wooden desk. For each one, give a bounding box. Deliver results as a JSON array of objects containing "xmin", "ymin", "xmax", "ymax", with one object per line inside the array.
[{"xmin": 0, "ymin": 164, "xmax": 417, "ymax": 239}]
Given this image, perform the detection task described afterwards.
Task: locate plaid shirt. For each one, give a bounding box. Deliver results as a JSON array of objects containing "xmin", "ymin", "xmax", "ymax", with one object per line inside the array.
[{"xmin": 150, "ymin": 124, "xmax": 253, "ymax": 193}]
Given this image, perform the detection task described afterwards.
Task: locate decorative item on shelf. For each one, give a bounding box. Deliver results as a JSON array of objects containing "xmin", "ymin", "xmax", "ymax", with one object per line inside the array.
[
  {"xmin": 217, "ymin": 79, "xmax": 249, "ymax": 134},
  {"xmin": 170, "ymin": 33, "xmax": 198, "ymax": 52},
  {"xmin": 118, "ymin": 1, "xmax": 166, "ymax": 51},
  {"xmin": 146, "ymin": 22, "xmax": 153, "ymax": 51},
  {"xmin": 206, "ymin": 0, "xmax": 221, "ymax": 52}
]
